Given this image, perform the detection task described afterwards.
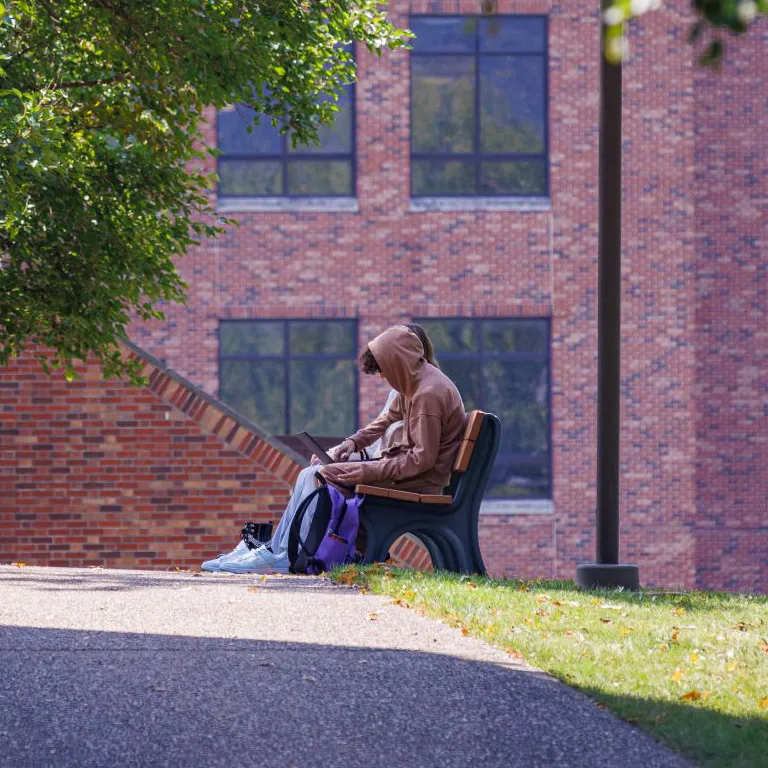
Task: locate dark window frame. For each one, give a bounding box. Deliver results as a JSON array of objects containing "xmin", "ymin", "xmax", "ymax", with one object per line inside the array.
[
  {"xmin": 216, "ymin": 79, "xmax": 357, "ymax": 200},
  {"xmin": 414, "ymin": 316, "xmax": 553, "ymax": 500},
  {"xmin": 409, "ymin": 14, "xmax": 550, "ymax": 198},
  {"xmin": 217, "ymin": 319, "xmax": 360, "ymax": 436}
]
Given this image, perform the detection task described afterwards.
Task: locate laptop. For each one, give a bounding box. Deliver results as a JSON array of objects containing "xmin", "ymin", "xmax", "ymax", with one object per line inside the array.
[{"xmin": 295, "ymin": 431, "xmax": 336, "ymax": 465}]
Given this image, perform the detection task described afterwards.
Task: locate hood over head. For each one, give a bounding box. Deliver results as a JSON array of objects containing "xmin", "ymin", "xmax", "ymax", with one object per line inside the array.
[{"xmin": 368, "ymin": 325, "xmax": 425, "ymax": 396}]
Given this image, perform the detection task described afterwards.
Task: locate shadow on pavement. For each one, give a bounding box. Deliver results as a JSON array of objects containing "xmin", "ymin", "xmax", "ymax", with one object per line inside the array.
[
  {"xmin": 0, "ymin": 625, "xmax": 690, "ymax": 768},
  {"xmin": 0, "ymin": 568, "xmax": 339, "ymax": 593}
]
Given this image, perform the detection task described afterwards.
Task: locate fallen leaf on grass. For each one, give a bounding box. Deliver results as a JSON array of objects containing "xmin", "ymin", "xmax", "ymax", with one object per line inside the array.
[
  {"xmin": 759, "ymin": 698, "xmax": 768, "ymax": 710},
  {"xmin": 690, "ymin": 652, "xmax": 700, "ymax": 664},
  {"xmin": 466, "ymin": 581, "xmax": 478, "ymax": 590},
  {"xmin": 671, "ymin": 631, "xmax": 680, "ymax": 642},
  {"xmin": 535, "ymin": 595, "xmax": 548, "ymax": 604},
  {"xmin": 620, "ymin": 627, "xmax": 633, "ymax": 637},
  {"xmin": 518, "ymin": 583, "xmax": 529, "ymax": 592},
  {"xmin": 391, "ymin": 598, "xmax": 408, "ymax": 607},
  {"xmin": 599, "ymin": 618, "xmax": 612, "ymax": 624},
  {"xmin": 759, "ymin": 639, "xmax": 768, "ymax": 655},
  {"xmin": 507, "ymin": 649, "xmax": 523, "ymax": 659},
  {"xmin": 672, "ymin": 668, "xmax": 685, "ymax": 682},
  {"xmin": 659, "ymin": 643, "xmax": 668, "ymax": 651},
  {"xmin": 461, "ymin": 627, "xmax": 470, "ymax": 636},
  {"xmin": 675, "ymin": 607, "xmax": 686, "ymax": 616},
  {"xmin": 334, "ymin": 566, "xmax": 358, "ymax": 585},
  {"xmin": 551, "ymin": 600, "xmax": 563, "ymax": 607},
  {"xmin": 681, "ymin": 690, "xmax": 701, "ymax": 701},
  {"xmin": 727, "ymin": 661, "xmax": 738, "ymax": 672},
  {"xmin": 534, "ymin": 609, "xmax": 549, "ymax": 617}
]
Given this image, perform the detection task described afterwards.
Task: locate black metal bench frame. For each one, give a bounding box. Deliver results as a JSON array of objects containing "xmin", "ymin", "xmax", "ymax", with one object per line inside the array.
[{"xmin": 356, "ymin": 411, "xmax": 501, "ymax": 574}]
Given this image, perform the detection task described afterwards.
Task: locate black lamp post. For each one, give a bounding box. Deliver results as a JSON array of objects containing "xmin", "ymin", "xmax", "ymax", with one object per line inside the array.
[{"xmin": 576, "ymin": 6, "xmax": 640, "ymax": 591}]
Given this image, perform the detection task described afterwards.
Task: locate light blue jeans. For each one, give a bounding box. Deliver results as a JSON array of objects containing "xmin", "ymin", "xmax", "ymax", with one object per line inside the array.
[{"xmin": 268, "ymin": 465, "xmax": 323, "ymax": 558}]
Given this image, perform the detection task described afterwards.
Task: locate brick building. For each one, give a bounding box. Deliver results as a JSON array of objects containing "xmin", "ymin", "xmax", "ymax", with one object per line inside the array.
[{"xmin": 2, "ymin": 1, "xmax": 766, "ymax": 591}]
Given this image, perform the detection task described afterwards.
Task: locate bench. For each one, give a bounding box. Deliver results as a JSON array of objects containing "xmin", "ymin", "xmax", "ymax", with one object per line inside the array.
[{"xmin": 355, "ymin": 410, "xmax": 501, "ymax": 575}]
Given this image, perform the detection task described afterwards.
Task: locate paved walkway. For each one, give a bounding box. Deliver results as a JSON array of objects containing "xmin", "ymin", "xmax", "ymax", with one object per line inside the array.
[{"xmin": 0, "ymin": 566, "xmax": 689, "ymax": 768}]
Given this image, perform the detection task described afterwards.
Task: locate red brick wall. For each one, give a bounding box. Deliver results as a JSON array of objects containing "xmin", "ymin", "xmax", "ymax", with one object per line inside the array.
[
  {"xmin": 3, "ymin": 1, "xmax": 765, "ymax": 591},
  {"xmin": 124, "ymin": 0, "xmax": 767, "ymax": 592},
  {"xmin": 0, "ymin": 347, "xmax": 301, "ymax": 569},
  {"xmin": 691, "ymin": 29, "xmax": 768, "ymax": 593}
]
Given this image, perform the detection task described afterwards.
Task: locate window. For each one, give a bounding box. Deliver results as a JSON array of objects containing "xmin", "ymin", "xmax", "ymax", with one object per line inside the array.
[
  {"xmin": 410, "ymin": 16, "xmax": 548, "ymax": 197},
  {"xmin": 218, "ymin": 320, "xmax": 358, "ymax": 437},
  {"xmin": 217, "ymin": 87, "xmax": 355, "ymax": 198},
  {"xmin": 415, "ymin": 318, "xmax": 551, "ymax": 499}
]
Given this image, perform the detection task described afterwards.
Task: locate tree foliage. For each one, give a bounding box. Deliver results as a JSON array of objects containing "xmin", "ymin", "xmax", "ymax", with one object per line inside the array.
[
  {"xmin": 603, "ymin": 0, "xmax": 767, "ymax": 64},
  {"xmin": 0, "ymin": 0, "xmax": 408, "ymax": 381}
]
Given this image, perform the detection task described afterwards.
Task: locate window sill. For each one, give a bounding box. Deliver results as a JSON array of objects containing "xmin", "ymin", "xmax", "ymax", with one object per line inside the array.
[
  {"xmin": 409, "ymin": 197, "xmax": 551, "ymax": 213},
  {"xmin": 217, "ymin": 197, "xmax": 359, "ymax": 214},
  {"xmin": 480, "ymin": 499, "xmax": 554, "ymax": 516}
]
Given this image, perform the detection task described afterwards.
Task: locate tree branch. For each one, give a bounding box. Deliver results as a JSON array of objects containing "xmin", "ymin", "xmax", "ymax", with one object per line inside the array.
[{"xmin": 24, "ymin": 74, "xmax": 129, "ymax": 92}]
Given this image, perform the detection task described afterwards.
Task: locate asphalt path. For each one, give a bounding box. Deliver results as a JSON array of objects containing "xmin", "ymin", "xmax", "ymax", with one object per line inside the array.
[{"xmin": 0, "ymin": 566, "xmax": 690, "ymax": 768}]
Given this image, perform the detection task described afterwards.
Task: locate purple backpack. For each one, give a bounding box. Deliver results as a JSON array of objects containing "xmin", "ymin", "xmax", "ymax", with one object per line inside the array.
[{"xmin": 288, "ymin": 482, "xmax": 361, "ymax": 575}]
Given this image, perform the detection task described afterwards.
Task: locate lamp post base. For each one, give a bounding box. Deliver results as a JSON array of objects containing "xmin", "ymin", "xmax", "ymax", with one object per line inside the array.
[{"xmin": 576, "ymin": 563, "xmax": 640, "ymax": 590}]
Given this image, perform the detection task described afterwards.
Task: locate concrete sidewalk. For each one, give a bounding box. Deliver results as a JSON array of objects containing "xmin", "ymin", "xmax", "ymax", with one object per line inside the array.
[{"xmin": 0, "ymin": 566, "xmax": 689, "ymax": 768}]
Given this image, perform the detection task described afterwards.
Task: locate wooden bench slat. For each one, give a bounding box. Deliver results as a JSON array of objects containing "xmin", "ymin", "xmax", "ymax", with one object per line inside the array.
[
  {"xmin": 420, "ymin": 494, "xmax": 453, "ymax": 505},
  {"xmin": 388, "ymin": 488, "xmax": 422, "ymax": 503},
  {"xmin": 464, "ymin": 410, "xmax": 484, "ymax": 441},
  {"xmin": 355, "ymin": 484, "xmax": 390, "ymax": 498},
  {"xmin": 453, "ymin": 439, "xmax": 475, "ymax": 473},
  {"xmin": 355, "ymin": 485, "xmax": 453, "ymax": 505}
]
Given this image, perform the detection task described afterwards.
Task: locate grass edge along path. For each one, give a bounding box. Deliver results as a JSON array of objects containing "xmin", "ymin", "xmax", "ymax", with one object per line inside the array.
[{"xmin": 332, "ymin": 565, "xmax": 768, "ymax": 768}]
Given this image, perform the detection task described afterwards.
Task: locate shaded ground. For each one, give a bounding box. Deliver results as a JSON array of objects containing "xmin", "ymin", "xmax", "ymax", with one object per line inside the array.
[{"xmin": 0, "ymin": 566, "xmax": 689, "ymax": 768}]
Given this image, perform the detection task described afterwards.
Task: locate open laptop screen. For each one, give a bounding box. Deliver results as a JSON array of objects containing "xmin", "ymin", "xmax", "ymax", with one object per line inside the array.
[{"xmin": 295, "ymin": 431, "xmax": 335, "ymax": 465}]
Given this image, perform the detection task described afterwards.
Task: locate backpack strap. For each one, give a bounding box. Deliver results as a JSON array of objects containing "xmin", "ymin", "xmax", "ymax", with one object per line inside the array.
[{"xmin": 287, "ymin": 486, "xmax": 326, "ymax": 567}]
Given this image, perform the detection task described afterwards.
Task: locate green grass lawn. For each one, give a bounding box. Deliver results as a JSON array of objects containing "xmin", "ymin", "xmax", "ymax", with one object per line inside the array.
[{"xmin": 334, "ymin": 565, "xmax": 768, "ymax": 767}]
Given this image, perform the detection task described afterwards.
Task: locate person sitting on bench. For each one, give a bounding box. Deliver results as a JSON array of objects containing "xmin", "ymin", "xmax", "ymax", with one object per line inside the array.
[
  {"xmin": 320, "ymin": 324, "xmax": 466, "ymax": 495},
  {"xmin": 202, "ymin": 324, "xmax": 463, "ymax": 574}
]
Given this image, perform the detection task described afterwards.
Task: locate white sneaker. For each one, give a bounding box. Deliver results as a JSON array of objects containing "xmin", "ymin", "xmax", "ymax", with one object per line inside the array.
[
  {"xmin": 219, "ymin": 545, "xmax": 290, "ymax": 575},
  {"xmin": 201, "ymin": 540, "xmax": 250, "ymax": 572}
]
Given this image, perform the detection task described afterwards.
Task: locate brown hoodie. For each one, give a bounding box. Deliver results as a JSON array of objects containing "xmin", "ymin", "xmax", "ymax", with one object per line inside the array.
[{"xmin": 335, "ymin": 325, "xmax": 466, "ymax": 493}]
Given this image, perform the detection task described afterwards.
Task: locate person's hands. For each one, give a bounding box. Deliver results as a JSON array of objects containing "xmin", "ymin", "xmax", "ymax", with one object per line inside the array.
[
  {"xmin": 330, "ymin": 439, "xmax": 356, "ymax": 462},
  {"xmin": 319, "ymin": 462, "xmax": 366, "ymax": 487},
  {"xmin": 310, "ymin": 454, "xmax": 322, "ymax": 466}
]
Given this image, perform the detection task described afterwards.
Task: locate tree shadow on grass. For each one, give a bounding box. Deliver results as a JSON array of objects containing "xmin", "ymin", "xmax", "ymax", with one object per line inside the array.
[
  {"xmin": 445, "ymin": 574, "xmax": 768, "ymax": 612},
  {"xmin": 572, "ymin": 685, "xmax": 768, "ymax": 768}
]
